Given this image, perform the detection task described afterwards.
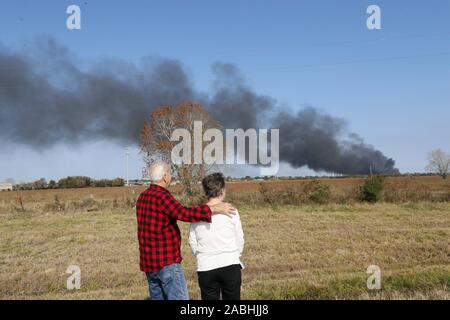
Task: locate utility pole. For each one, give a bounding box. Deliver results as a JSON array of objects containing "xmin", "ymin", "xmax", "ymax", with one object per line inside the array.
[{"xmin": 125, "ymin": 147, "xmax": 130, "ymax": 187}]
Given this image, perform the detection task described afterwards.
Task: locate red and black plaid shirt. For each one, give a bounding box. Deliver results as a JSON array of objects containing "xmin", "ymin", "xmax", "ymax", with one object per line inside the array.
[{"xmin": 136, "ymin": 184, "xmax": 212, "ymax": 273}]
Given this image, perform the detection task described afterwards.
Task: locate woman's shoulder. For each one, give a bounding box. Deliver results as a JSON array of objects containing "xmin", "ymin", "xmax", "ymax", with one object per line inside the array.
[{"xmin": 231, "ymin": 208, "xmax": 241, "ymax": 222}]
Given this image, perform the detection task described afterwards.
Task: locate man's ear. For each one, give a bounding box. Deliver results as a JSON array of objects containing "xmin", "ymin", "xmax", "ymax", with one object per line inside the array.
[{"xmin": 163, "ymin": 173, "xmax": 168, "ymax": 184}]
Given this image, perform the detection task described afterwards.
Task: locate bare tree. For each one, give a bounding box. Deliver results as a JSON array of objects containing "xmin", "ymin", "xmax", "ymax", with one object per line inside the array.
[
  {"xmin": 140, "ymin": 101, "xmax": 221, "ymax": 200},
  {"xmin": 426, "ymin": 149, "xmax": 450, "ymax": 179}
]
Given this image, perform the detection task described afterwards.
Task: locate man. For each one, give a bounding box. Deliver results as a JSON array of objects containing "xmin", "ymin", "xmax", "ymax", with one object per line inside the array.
[{"xmin": 136, "ymin": 161, "xmax": 235, "ymax": 300}]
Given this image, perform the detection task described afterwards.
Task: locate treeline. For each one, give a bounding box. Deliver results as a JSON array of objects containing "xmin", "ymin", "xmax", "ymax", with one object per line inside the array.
[
  {"xmin": 230, "ymin": 172, "xmax": 439, "ymax": 182},
  {"xmin": 13, "ymin": 176, "xmax": 125, "ymax": 191}
]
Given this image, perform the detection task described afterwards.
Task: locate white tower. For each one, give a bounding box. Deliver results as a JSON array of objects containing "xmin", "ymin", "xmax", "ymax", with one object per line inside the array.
[{"xmin": 125, "ymin": 147, "xmax": 130, "ymax": 187}]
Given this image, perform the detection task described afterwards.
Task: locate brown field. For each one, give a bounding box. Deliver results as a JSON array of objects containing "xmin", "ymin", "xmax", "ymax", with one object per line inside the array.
[
  {"xmin": 1, "ymin": 175, "xmax": 449, "ymax": 207},
  {"xmin": 0, "ymin": 176, "xmax": 449, "ymax": 299}
]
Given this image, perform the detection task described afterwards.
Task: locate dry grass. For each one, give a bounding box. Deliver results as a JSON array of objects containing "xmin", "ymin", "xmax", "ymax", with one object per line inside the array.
[
  {"xmin": 0, "ymin": 185, "xmax": 448, "ymax": 299},
  {"xmin": 2, "ymin": 175, "xmax": 449, "ymax": 208},
  {"xmin": 227, "ymin": 175, "xmax": 450, "ymax": 204}
]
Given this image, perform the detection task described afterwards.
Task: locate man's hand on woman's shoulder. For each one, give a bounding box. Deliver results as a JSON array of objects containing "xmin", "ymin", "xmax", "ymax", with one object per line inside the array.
[{"xmin": 208, "ymin": 202, "xmax": 236, "ymax": 217}]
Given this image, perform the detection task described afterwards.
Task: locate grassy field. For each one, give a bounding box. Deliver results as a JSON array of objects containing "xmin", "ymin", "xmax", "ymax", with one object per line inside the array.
[{"xmin": 0, "ymin": 177, "xmax": 449, "ymax": 299}]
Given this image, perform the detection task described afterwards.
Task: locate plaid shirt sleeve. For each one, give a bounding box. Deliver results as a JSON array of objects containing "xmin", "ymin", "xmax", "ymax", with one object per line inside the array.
[
  {"xmin": 136, "ymin": 185, "xmax": 213, "ymax": 273},
  {"xmin": 159, "ymin": 190, "xmax": 212, "ymax": 223}
]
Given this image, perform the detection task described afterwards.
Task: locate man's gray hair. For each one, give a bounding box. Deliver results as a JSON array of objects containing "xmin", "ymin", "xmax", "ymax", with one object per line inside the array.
[{"xmin": 148, "ymin": 161, "xmax": 171, "ymax": 182}]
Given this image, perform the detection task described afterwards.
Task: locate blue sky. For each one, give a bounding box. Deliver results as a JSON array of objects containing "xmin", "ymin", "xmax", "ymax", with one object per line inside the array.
[{"xmin": 1, "ymin": 0, "xmax": 449, "ymax": 182}]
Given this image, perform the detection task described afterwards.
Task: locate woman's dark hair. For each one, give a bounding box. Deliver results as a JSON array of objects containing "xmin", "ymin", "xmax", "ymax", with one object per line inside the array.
[{"xmin": 202, "ymin": 173, "xmax": 225, "ymax": 199}]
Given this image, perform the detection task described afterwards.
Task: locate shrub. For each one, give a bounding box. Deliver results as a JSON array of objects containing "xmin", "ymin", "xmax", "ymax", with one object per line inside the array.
[
  {"xmin": 44, "ymin": 195, "xmax": 65, "ymax": 212},
  {"xmin": 302, "ymin": 180, "xmax": 330, "ymax": 204},
  {"xmin": 258, "ymin": 182, "xmax": 279, "ymax": 206},
  {"xmin": 359, "ymin": 176, "xmax": 384, "ymax": 203},
  {"xmin": 125, "ymin": 197, "xmax": 138, "ymax": 208},
  {"xmin": 111, "ymin": 178, "xmax": 125, "ymax": 187},
  {"xmin": 57, "ymin": 176, "xmax": 92, "ymax": 189},
  {"xmin": 48, "ymin": 180, "xmax": 57, "ymax": 189}
]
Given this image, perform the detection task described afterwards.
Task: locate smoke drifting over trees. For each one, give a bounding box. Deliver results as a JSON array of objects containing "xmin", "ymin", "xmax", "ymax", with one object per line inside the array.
[{"xmin": 0, "ymin": 38, "xmax": 398, "ymax": 174}]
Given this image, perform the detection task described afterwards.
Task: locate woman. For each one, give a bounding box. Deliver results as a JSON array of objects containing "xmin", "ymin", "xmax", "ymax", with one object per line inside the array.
[{"xmin": 189, "ymin": 173, "xmax": 245, "ymax": 300}]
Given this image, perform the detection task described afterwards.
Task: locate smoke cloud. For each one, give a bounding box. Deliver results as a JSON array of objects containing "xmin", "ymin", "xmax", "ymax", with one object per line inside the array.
[{"xmin": 0, "ymin": 38, "xmax": 398, "ymax": 174}]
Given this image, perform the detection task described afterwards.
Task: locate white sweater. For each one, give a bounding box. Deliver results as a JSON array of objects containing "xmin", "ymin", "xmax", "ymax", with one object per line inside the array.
[{"xmin": 189, "ymin": 210, "xmax": 244, "ymax": 272}]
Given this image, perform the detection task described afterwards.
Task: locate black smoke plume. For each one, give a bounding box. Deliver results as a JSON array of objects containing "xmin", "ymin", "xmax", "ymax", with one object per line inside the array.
[{"xmin": 0, "ymin": 38, "xmax": 398, "ymax": 174}]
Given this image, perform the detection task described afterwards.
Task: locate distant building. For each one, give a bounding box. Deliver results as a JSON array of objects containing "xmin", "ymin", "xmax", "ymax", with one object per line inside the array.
[{"xmin": 0, "ymin": 183, "xmax": 13, "ymax": 191}]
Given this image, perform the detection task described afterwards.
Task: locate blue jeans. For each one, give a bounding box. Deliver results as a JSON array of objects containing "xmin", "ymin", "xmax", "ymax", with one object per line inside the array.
[{"xmin": 145, "ymin": 263, "xmax": 189, "ymax": 300}]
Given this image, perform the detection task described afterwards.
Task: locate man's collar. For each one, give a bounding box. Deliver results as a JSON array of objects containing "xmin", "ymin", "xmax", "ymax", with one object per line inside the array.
[{"xmin": 150, "ymin": 184, "xmax": 169, "ymax": 192}]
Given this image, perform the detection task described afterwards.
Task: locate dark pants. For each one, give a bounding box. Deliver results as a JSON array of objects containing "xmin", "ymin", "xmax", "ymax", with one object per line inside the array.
[{"xmin": 197, "ymin": 264, "xmax": 242, "ymax": 300}]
